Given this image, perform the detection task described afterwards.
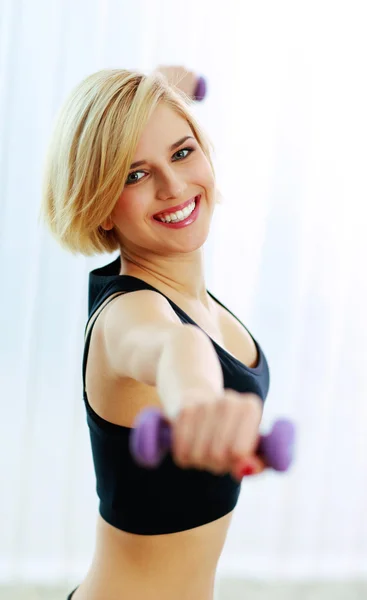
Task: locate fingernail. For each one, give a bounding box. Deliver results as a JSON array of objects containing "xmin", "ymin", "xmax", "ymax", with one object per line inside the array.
[
  {"xmin": 241, "ymin": 464, "xmax": 255, "ymax": 476},
  {"xmin": 241, "ymin": 462, "xmax": 256, "ymax": 477}
]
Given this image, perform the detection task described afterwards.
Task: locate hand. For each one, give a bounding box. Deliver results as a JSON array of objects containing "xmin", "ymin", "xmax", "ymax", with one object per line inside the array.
[
  {"xmin": 170, "ymin": 390, "xmax": 267, "ymax": 481},
  {"xmin": 154, "ymin": 65, "xmax": 198, "ymax": 99}
]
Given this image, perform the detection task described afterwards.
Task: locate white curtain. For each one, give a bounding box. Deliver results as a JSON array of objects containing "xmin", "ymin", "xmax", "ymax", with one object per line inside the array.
[{"xmin": 1, "ymin": 0, "xmax": 366, "ymax": 587}]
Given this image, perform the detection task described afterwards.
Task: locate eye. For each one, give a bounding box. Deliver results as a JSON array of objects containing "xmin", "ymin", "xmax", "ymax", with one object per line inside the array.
[
  {"xmin": 173, "ymin": 147, "xmax": 193, "ymax": 160},
  {"xmin": 125, "ymin": 147, "xmax": 195, "ymax": 185}
]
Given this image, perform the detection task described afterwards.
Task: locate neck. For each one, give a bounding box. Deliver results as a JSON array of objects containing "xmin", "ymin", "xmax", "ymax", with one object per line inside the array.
[{"xmin": 119, "ymin": 248, "xmax": 210, "ymax": 308}]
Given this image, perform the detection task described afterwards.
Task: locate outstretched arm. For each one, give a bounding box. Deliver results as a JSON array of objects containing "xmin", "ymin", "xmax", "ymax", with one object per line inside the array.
[
  {"xmin": 103, "ymin": 290, "xmax": 266, "ymax": 479},
  {"xmin": 102, "ymin": 290, "xmax": 223, "ymax": 418}
]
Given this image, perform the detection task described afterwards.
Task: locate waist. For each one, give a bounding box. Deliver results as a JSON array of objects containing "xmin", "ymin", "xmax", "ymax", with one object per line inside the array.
[{"xmin": 91, "ymin": 512, "xmax": 233, "ymax": 589}]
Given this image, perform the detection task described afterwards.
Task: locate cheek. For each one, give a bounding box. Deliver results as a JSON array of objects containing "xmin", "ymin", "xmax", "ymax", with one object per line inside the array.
[
  {"xmin": 112, "ymin": 193, "xmax": 144, "ymax": 223},
  {"xmin": 194, "ymin": 155, "xmax": 215, "ymax": 186}
]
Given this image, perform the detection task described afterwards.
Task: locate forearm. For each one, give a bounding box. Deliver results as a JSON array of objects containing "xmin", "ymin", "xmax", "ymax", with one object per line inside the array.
[{"xmin": 156, "ymin": 325, "xmax": 224, "ymax": 419}]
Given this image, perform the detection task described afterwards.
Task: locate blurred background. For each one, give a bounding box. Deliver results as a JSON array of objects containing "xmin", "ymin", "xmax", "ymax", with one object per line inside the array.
[{"xmin": 1, "ymin": 0, "xmax": 366, "ymax": 598}]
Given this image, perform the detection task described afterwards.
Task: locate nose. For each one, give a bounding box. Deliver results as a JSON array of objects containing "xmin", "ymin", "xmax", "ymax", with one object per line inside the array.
[{"xmin": 156, "ymin": 167, "xmax": 188, "ymax": 201}]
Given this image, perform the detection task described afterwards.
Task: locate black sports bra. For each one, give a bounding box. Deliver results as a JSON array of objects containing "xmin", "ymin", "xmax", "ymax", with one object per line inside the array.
[{"xmin": 82, "ymin": 256, "xmax": 270, "ymax": 535}]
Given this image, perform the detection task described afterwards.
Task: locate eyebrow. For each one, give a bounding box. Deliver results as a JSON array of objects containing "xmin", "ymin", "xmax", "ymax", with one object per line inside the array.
[{"xmin": 129, "ymin": 136, "xmax": 195, "ymax": 169}]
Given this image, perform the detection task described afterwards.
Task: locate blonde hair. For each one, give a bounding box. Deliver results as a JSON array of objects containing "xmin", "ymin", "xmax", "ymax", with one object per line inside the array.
[{"xmin": 40, "ymin": 68, "xmax": 221, "ymax": 256}]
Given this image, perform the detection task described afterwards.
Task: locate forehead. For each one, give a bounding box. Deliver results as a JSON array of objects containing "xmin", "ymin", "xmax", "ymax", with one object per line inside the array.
[{"xmin": 135, "ymin": 103, "xmax": 192, "ymax": 152}]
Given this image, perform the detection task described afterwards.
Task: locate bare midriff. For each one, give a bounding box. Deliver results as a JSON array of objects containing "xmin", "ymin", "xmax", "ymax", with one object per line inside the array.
[{"xmin": 74, "ymin": 510, "xmax": 234, "ymax": 600}]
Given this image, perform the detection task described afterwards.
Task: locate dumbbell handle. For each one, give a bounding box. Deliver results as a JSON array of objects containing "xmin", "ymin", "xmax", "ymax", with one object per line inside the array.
[{"xmin": 130, "ymin": 408, "xmax": 295, "ymax": 475}]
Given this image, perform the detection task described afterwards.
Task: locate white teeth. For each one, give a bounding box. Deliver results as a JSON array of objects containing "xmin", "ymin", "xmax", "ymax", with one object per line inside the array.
[{"xmin": 158, "ymin": 200, "xmax": 195, "ymax": 223}]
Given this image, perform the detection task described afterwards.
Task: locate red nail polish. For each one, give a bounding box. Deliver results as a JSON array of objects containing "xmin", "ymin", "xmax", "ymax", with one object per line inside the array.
[{"xmin": 242, "ymin": 464, "xmax": 255, "ymax": 477}]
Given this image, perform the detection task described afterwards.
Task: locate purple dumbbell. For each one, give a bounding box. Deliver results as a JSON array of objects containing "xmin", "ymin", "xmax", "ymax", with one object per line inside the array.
[
  {"xmin": 130, "ymin": 407, "xmax": 295, "ymax": 475},
  {"xmin": 193, "ymin": 76, "xmax": 207, "ymax": 101}
]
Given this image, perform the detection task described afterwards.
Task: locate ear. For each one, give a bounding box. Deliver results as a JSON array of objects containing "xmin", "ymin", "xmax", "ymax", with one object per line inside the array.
[{"xmin": 100, "ymin": 216, "xmax": 114, "ymax": 231}]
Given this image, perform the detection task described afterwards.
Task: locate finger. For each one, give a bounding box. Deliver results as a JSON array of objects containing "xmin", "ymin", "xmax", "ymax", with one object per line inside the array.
[
  {"xmin": 206, "ymin": 397, "xmax": 244, "ymax": 473},
  {"xmin": 172, "ymin": 403, "xmax": 204, "ymax": 468},
  {"xmin": 232, "ymin": 454, "xmax": 267, "ymax": 481},
  {"xmin": 230, "ymin": 394, "xmax": 263, "ymax": 461},
  {"xmin": 188, "ymin": 402, "xmax": 219, "ymax": 471}
]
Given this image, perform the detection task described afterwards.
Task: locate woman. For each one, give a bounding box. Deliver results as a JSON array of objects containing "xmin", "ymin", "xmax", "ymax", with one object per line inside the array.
[{"xmin": 41, "ymin": 65, "xmax": 270, "ymax": 600}]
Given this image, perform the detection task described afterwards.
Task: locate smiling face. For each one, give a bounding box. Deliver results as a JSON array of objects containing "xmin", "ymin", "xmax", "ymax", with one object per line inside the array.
[{"xmin": 104, "ymin": 102, "xmax": 216, "ymax": 259}]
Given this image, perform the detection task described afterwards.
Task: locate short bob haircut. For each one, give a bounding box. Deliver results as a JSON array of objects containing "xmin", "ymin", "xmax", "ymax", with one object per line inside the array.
[{"xmin": 40, "ymin": 68, "xmax": 221, "ymax": 256}]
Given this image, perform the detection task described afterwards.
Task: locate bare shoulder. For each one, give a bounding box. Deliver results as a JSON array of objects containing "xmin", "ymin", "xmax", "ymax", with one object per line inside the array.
[
  {"xmin": 102, "ymin": 288, "xmax": 182, "ymax": 330},
  {"xmin": 85, "ymin": 289, "xmax": 184, "ymax": 426},
  {"xmin": 85, "ymin": 288, "xmax": 179, "ymax": 342}
]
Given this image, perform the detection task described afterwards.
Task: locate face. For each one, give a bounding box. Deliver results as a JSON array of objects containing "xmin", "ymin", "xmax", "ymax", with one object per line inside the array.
[{"xmin": 104, "ymin": 103, "xmax": 216, "ymax": 258}]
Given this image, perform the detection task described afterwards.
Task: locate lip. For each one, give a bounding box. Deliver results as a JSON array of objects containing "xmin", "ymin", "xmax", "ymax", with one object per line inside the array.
[
  {"xmin": 153, "ymin": 195, "xmax": 200, "ymax": 219},
  {"xmin": 153, "ymin": 195, "xmax": 201, "ymax": 229}
]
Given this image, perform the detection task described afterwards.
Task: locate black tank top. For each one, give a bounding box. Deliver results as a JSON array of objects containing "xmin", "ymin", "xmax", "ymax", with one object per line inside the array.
[{"xmin": 83, "ymin": 256, "xmax": 270, "ymax": 535}]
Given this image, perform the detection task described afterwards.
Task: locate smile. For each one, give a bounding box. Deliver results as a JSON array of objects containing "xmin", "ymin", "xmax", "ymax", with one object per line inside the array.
[{"xmin": 152, "ymin": 195, "xmax": 201, "ymax": 229}]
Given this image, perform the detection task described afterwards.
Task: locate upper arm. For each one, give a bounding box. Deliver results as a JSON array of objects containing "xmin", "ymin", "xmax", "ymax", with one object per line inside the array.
[{"xmin": 101, "ymin": 290, "xmax": 183, "ymax": 384}]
